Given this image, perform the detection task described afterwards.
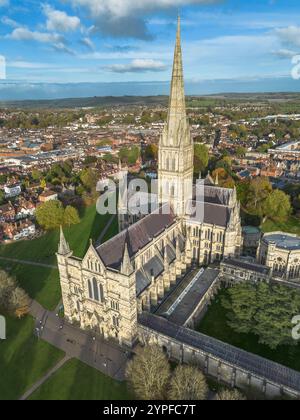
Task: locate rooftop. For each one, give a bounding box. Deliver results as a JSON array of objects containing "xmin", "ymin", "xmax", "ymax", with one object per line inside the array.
[
  {"xmin": 97, "ymin": 203, "xmax": 176, "ymax": 271},
  {"xmin": 263, "ymin": 232, "xmax": 300, "ymax": 251}
]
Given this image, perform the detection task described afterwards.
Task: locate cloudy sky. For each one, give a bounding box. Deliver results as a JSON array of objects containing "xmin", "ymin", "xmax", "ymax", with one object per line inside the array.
[{"xmin": 1, "ymin": 0, "xmax": 300, "ymax": 99}]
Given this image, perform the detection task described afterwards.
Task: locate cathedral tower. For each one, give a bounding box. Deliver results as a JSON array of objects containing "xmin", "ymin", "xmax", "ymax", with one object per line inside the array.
[{"xmin": 158, "ymin": 15, "xmax": 194, "ymax": 216}]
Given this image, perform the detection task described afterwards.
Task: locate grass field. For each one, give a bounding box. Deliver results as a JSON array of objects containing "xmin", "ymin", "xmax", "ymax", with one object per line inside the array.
[
  {"xmin": 101, "ymin": 216, "xmax": 119, "ymax": 244},
  {"xmin": 262, "ymin": 216, "xmax": 300, "ymax": 236},
  {"xmin": 29, "ymin": 358, "xmax": 132, "ymax": 400},
  {"xmin": 0, "ymin": 262, "xmax": 61, "ymax": 311},
  {"xmin": 0, "ymin": 205, "xmax": 111, "ymax": 265},
  {"xmin": 0, "ymin": 315, "xmax": 64, "ymax": 400},
  {"xmin": 0, "ymin": 205, "xmax": 112, "ymax": 310},
  {"xmin": 197, "ymin": 290, "xmax": 300, "ymax": 372}
]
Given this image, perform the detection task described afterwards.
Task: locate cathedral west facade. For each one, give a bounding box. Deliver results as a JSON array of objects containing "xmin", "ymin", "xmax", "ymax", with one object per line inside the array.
[{"xmin": 57, "ymin": 17, "xmax": 242, "ymax": 347}]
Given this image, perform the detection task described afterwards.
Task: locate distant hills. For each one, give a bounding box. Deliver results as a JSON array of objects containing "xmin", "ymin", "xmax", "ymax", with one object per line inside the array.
[{"xmin": 1, "ymin": 92, "xmax": 300, "ymax": 110}]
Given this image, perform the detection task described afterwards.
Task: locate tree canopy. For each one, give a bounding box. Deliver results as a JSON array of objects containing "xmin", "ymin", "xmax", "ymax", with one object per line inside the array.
[
  {"xmin": 194, "ymin": 143, "xmax": 209, "ymax": 177},
  {"xmin": 126, "ymin": 345, "xmax": 170, "ymax": 400},
  {"xmin": 168, "ymin": 365, "xmax": 208, "ymax": 400},
  {"xmin": 222, "ymin": 283, "xmax": 300, "ymax": 349},
  {"xmin": 36, "ymin": 201, "xmax": 80, "ymax": 230}
]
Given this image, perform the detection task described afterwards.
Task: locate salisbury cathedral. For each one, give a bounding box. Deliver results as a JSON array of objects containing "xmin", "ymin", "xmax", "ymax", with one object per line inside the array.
[{"xmin": 57, "ymin": 17, "xmax": 242, "ymax": 347}]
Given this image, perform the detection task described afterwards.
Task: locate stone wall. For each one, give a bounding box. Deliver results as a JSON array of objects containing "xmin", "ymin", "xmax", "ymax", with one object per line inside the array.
[{"xmin": 138, "ymin": 313, "xmax": 300, "ymax": 400}]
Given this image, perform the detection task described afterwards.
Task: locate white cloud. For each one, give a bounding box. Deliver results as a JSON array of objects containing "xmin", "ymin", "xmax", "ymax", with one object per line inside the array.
[
  {"xmin": 69, "ymin": 0, "xmax": 218, "ymax": 19},
  {"xmin": 8, "ymin": 27, "xmax": 63, "ymax": 44},
  {"xmin": 275, "ymin": 26, "xmax": 300, "ymax": 48},
  {"xmin": 1, "ymin": 16, "xmax": 19, "ymax": 28},
  {"xmin": 273, "ymin": 49, "xmax": 299, "ymax": 59},
  {"xmin": 68, "ymin": 0, "xmax": 218, "ymax": 38},
  {"xmin": 106, "ymin": 59, "xmax": 168, "ymax": 73},
  {"xmin": 80, "ymin": 37, "xmax": 95, "ymax": 50},
  {"xmin": 0, "ymin": 0, "xmax": 9, "ymax": 7},
  {"xmin": 43, "ymin": 5, "xmax": 81, "ymax": 32}
]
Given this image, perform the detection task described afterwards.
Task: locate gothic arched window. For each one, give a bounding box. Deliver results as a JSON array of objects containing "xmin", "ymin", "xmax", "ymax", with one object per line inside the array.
[
  {"xmin": 171, "ymin": 185, "xmax": 175, "ymax": 197},
  {"xmin": 93, "ymin": 278, "xmax": 99, "ymax": 301},
  {"xmin": 172, "ymin": 158, "xmax": 176, "ymax": 171},
  {"xmin": 88, "ymin": 279, "xmax": 93, "ymax": 299},
  {"xmin": 99, "ymin": 283, "xmax": 104, "ymax": 303}
]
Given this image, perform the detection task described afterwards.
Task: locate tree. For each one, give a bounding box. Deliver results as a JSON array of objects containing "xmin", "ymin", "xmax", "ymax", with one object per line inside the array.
[
  {"xmin": 8, "ymin": 287, "xmax": 30, "ymax": 318},
  {"xmin": 216, "ymin": 156, "xmax": 232, "ymax": 172},
  {"xmin": 245, "ymin": 177, "xmax": 272, "ymax": 217},
  {"xmin": 236, "ymin": 146, "xmax": 247, "ymax": 158},
  {"xmin": 263, "ymin": 189, "xmax": 291, "ymax": 222},
  {"xmin": 194, "ymin": 144, "xmax": 209, "ymax": 177},
  {"xmin": 168, "ymin": 365, "xmax": 208, "ymax": 400},
  {"xmin": 222, "ymin": 283, "xmax": 300, "ymax": 349},
  {"xmin": 40, "ymin": 178, "xmax": 47, "ymax": 190},
  {"xmin": 0, "ymin": 270, "xmax": 29, "ymax": 318},
  {"xmin": 222, "ymin": 283, "xmax": 257, "ymax": 334},
  {"xmin": 0, "ymin": 271, "xmax": 16, "ymax": 308},
  {"xmin": 216, "ymin": 389, "xmax": 246, "ymax": 401},
  {"xmin": 212, "ymin": 168, "xmax": 235, "ymax": 189},
  {"xmin": 64, "ymin": 206, "xmax": 80, "ymax": 227},
  {"xmin": 36, "ymin": 200, "xmax": 64, "ymax": 230},
  {"xmin": 119, "ymin": 146, "xmax": 140, "ymax": 165},
  {"xmin": 31, "ymin": 169, "xmax": 42, "ymax": 181},
  {"xmin": 0, "ymin": 189, "xmax": 5, "ymax": 205},
  {"xmin": 126, "ymin": 345, "xmax": 170, "ymax": 400},
  {"xmin": 145, "ymin": 144, "xmax": 158, "ymax": 160},
  {"xmin": 79, "ymin": 168, "xmax": 97, "ymax": 192}
]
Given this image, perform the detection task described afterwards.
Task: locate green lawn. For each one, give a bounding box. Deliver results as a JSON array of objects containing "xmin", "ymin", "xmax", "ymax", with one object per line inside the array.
[
  {"xmin": 0, "ymin": 262, "xmax": 61, "ymax": 311},
  {"xmin": 262, "ymin": 216, "xmax": 300, "ymax": 236},
  {"xmin": 0, "ymin": 205, "xmax": 112, "ymax": 310},
  {"xmin": 0, "ymin": 205, "xmax": 111, "ymax": 265},
  {"xmin": 197, "ymin": 290, "xmax": 300, "ymax": 372},
  {"xmin": 101, "ymin": 216, "xmax": 119, "ymax": 244},
  {"xmin": 29, "ymin": 359, "xmax": 133, "ymax": 400},
  {"xmin": 0, "ymin": 315, "xmax": 64, "ymax": 400}
]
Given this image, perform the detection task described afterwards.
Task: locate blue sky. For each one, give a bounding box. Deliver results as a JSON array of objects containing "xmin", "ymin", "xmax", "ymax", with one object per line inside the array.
[{"xmin": 1, "ymin": 0, "xmax": 300, "ymax": 99}]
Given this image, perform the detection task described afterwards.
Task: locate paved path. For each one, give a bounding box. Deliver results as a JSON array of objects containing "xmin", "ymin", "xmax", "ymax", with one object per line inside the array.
[
  {"xmin": 95, "ymin": 215, "xmax": 116, "ymax": 247},
  {"xmin": 19, "ymin": 355, "xmax": 71, "ymax": 400},
  {"xmin": 0, "ymin": 256, "xmax": 57, "ymax": 270},
  {"xmin": 29, "ymin": 299, "xmax": 129, "ymax": 383}
]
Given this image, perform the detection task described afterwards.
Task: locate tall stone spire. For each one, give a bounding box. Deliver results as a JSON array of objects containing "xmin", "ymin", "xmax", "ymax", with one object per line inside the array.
[
  {"xmin": 58, "ymin": 226, "xmax": 71, "ymax": 255},
  {"xmin": 166, "ymin": 14, "xmax": 188, "ymax": 143},
  {"xmin": 158, "ymin": 15, "xmax": 194, "ymax": 216},
  {"xmin": 121, "ymin": 234, "xmax": 134, "ymax": 275}
]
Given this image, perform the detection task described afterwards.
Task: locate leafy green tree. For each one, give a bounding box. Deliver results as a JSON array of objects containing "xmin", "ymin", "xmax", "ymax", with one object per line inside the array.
[
  {"xmin": 119, "ymin": 146, "xmax": 140, "ymax": 165},
  {"xmin": 126, "ymin": 345, "xmax": 170, "ymax": 400},
  {"xmin": 31, "ymin": 169, "xmax": 42, "ymax": 181},
  {"xmin": 64, "ymin": 206, "xmax": 80, "ymax": 227},
  {"xmin": 79, "ymin": 168, "xmax": 97, "ymax": 192},
  {"xmin": 168, "ymin": 365, "xmax": 208, "ymax": 400},
  {"xmin": 245, "ymin": 177, "xmax": 272, "ymax": 217},
  {"xmin": 0, "ymin": 189, "xmax": 5, "ymax": 205},
  {"xmin": 222, "ymin": 283, "xmax": 300, "ymax": 349},
  {"xmin": 236, "ymin": 146, "xmax": 247, "ymax": 158},
  {"xmin": 222, "ymin": 283, "xmax": 257, "ymax": 334},
  {"xmin": 194, "ymin": 143, "xmax": 209, "ymax": 177},
  {"xmin": 263, "ymin": 189, "xmax": 291, "ymax": 221},
  {"xmin": 145, "ymin": 144, "xmax": 158, "ymax": 160},
  {"xmin": 36, "ymin": 201, "xmax": 64, "ymax": 230}
]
